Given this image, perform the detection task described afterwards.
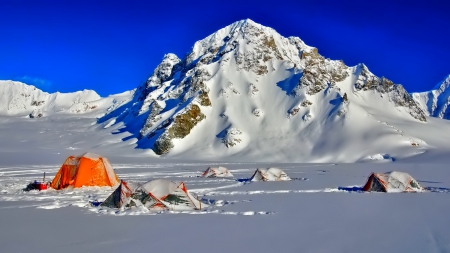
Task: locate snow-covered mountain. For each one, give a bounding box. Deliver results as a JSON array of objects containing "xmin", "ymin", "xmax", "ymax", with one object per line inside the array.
[
  {"xmin": 412, "ymin": 75, "xmax": 450, "ymax": 119},
  {"xmin": 98, "ymin": 19, "xmax": 431, "ymax": 162},
  {"xmin": 0, "ymin": 80, "xmax": 134, "ymax": 118}
]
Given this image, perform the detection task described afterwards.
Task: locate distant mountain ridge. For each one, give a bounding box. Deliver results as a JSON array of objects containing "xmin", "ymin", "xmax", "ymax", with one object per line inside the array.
[
  {"xmin": 0, "ymin": 80, "xmax": 99, "ymax": 116},
  {"xmin": 0, "ymin": 80, "xmax": 133, "ymax": 118},
  {"xmin": 412, "ymin": 75, "xmax": 450, "ymax": 119}
]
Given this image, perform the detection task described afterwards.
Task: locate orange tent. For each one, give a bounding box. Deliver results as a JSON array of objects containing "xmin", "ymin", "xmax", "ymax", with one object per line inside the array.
[{"xmin": 51, "ymin": 152, "xmax": 119, "ymax": 189}]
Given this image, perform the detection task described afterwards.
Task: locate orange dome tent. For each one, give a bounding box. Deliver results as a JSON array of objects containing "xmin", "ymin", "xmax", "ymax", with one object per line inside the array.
[{"xmin": 51, "ymin": 152, "xmax": 119, "ymax": 189}]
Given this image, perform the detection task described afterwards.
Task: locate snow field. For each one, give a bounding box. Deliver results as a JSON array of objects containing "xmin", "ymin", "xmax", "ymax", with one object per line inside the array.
[{"xmin": 1, "ymin": 162, "xmax": 450, "ymax": 252}]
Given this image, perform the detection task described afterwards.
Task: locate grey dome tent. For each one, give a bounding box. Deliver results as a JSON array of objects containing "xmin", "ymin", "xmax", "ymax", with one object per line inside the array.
[
  {"xmin": 250, "ymin": 168, "xmax": 291, "ymax": 181},
  {"xmin": 362, "ymin": 171, "xmax": 424, "ymax": 192},
  {"xmin": 201, "ymin": 166, "xmax": 233, "ymax": 178},
  {"xmin": 101, "ymin": 179, "xmax": 206, "ymax": 211}
]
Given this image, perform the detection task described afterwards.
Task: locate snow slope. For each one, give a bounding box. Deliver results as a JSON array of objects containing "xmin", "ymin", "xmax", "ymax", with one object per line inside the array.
[
  {"xmin": 0, "ymin": 80, "xmax": 134, "ymax": 118},
  {"xmin": 412, "ymin": 75, "xmax": 450, "ymax": 119}
]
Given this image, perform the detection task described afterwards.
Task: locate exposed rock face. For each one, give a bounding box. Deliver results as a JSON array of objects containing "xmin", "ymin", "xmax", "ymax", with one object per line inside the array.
[
  {"xmin": 153, "ymin": 104, "xmax": 205, "ymax": 155},
  {"xmin": 139, "ymin": 101, "xmax": 163, "ymax": 138},
  {"xmin": 342, "ymin": 93, "xmax": 348, "ymax": 104},
  {"xmin": 222, "ymin": 128, "xmax": 243, "ymax": 148},
  {"xmin": 412, "ymin": 75, "xmax": 450, "ymax": 120},
  {"xmin": 29, "ymin": 109, "xmax": 43, "ymax": 118},
  {"xmin": 253, "ymin": 108, "xmax": 263, "ymax": 117},
  {"xmin": 289, "ymin": 41, "xmax": 349, "ymax": 96},
  {"xmin": 288, "ymin": 107, "xmax": 300, "ymax": 117},
  {"xmin": 136, "ymin": 54, "xmax": 182, "ymax": 115},
  {"xmin": 355, "ymin": 64, "xmax": 426, "ymax": 122},
  {"xmin": 31, "ymin": 100, "xmax": 45, "ymax": 106},
  {"xmin": 295, "ymin": 49, "xmax": 348, "ymax": 95},
  {"xmin": 248, "ymin": 83, "xmax": 259, "ymax": 96},
  {"xmin": 301, "ymin": 100, "xmax": 312, "ymax": 107}
]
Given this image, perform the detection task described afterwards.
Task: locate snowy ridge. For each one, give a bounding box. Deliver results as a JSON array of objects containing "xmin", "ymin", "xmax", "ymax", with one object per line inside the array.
[
  {"xmin": 0, "ymin": 80, "xmax": 134, "ymax": 118},
  {"xmin": 98, "ymin": 19, "xmax": 431, "ymax": 162},
  {"xmin": 412, "ymin": 75, "xmax": 450, "ymax": 119}
]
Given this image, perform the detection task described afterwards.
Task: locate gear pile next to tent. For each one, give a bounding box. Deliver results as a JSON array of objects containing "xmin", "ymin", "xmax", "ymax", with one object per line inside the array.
[
  {"xmin": 51, "ymin": 152, "xmax": 119, "ymax": 190},
  {"xmin": 201, "ymin": 166, "xmax": 233, "ymax": 178},
  {"xmin": 101, "ymin": 179, "xmax": 206, "ymax": 211},
  {"xmin": 250, "ymin": 168, "xmax": 291, "ymax": 181},
  {"xmin": 362, "ymin": 171, "xmax": 424, "ymax": 192}
]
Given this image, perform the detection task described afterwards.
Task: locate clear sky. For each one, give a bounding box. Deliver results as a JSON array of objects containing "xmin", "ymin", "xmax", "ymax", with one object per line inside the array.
[{"xmin": 1, "ymin": 0, "xmax": 449, "ymax": 96}]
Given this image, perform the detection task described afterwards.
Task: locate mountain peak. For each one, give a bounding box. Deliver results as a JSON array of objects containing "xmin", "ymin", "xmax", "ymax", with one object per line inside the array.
[
  {"xmin": 433, "ymin": 74, "xmax": 450, "ymax": 90},
  {"xmin": 186, "ymin": 19, "xmax": 287, "ymax": 65},
  {"xmin": 99, "ymin": 19, "xmax": 428, "ymax": 160},
  {"xmin": 229, "ymin": 18, "xmax": 259, "ymax": 28}
]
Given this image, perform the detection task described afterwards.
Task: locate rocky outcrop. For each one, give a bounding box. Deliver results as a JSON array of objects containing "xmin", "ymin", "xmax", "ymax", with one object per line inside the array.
[
  {"xmin": 136, "ymin": 54, "xmax": 182, "ymax": 115},
  {"xmin": 29, "ymin": 109, "xmax": 43, "ymax": 118},
  {"xmin": 287, "ymin": 38, "xmax": 349, "ymax": 97},
  {"xmin": 222, "ymin": 128, "xmax": 243, "ymax": 148},
  {"xmin": 153, "ymin": 104, "xmax": 205, "ymax": 155},
  {"xmin": 252, "ymin": 109, "xmax": 263, "ymax": 117},
  {"xmin": 355, "ymin": 64, "xmax": 427, "ymax": 122}
]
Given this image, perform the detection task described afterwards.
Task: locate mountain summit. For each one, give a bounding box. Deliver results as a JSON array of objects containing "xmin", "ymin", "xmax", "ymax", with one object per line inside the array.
[{"xmin": 99, "ymin": 19, "xmax": 427, "ymax": 162}]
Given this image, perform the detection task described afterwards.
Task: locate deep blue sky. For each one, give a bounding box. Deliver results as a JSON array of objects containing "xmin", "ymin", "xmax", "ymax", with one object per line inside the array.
[{"xmin": 1, "ymin": 0, "xmax": 449, "ymax": 96}]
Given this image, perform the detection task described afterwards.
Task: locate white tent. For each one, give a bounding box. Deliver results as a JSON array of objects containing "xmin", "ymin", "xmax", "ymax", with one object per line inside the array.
[
  {"xmin": 362, "ymin": 171, "xmax": 424, "ymax": 192},
  {"xmin": 201, "ymin": 166, "xmax": 233, "ymax": 178},
  {"xmin": 101, "ymin": 179, "xmax": 206, "ymax": 210},
  {"xmin": 250, "ymin": 168, "xmax": 291, "ymax": 181}
]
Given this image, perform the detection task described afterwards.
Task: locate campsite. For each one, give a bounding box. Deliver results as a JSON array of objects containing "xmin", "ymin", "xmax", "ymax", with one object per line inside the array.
[
  {"xmin": 1, "ymin": 153, "xmax": 450, "ymax": 252},
  {"xmin": 1, "ymin": 2, "xmax": 450, "ymax": 252}
]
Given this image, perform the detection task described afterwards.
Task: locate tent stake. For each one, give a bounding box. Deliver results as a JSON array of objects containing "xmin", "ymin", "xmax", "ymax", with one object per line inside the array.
[{"xmin": 197, "ymin": 196, "xmax": 201, "ymax": 210}]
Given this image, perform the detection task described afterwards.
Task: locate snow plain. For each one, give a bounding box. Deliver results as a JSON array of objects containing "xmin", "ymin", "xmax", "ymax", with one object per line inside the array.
[{"xmin": 1, "ymin": 114, "xmax": 450, "ymax": 253}]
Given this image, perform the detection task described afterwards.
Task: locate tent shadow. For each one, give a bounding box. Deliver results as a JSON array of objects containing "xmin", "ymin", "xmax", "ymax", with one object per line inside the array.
[
  {"xmin": 418, "ymin": 180, "xmax": 442, "ymax": 184},
  {"xmin": 337, "ymin": 186, "xmax": 363, "ymax": 192},
  {"xmin": 425, "ymin": 187, "xmax": 450, "ymax": 193},
  {"xmin": 236, "ymin": 178, "xmax": 252, "ymax": 183}
]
